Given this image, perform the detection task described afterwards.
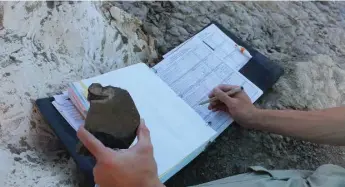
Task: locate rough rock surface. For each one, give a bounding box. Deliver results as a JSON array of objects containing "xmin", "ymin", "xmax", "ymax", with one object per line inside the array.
[
  {"xmin": 1, "ymin": 1, "xmax": 345, "ymax": 187},
  {"xmin": 112, "ymin": 1, "xmax": 345, "ymax": 186},
  {"xmin": 81, "ymin": 83, "xmax": 140, "ymax": 152},
  {"xmin": 0, "ymin": 1, "xmax": 156, "ymax": 186}
]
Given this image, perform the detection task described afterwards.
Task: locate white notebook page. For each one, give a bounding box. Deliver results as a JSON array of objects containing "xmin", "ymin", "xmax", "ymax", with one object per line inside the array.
[
  {"xmin": 78, "ymin": 63, "xmax": 216, "ymax": 179},
  {"xmin": 154, "ymin": 35, "xmax": 263, "ymax": 134}
]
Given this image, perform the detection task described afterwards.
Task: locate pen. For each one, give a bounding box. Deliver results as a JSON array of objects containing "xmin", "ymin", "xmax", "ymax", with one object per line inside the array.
[
  {"xmin": 199, "ymin": 86, "xmax": 244, "ymax": 105},
  {"xmin": 235, "ymin": 44, "xmax": 251, "ymax": 58}
]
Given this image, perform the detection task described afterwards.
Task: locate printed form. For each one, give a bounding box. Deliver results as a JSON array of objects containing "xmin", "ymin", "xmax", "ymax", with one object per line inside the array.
[
  {"xmin": 154, "ymin": 31, "xmax": 262, "ymax": 133},
  {"xmin": 164, "ymin": 24, "xmax": 250, "ymax": 71}
]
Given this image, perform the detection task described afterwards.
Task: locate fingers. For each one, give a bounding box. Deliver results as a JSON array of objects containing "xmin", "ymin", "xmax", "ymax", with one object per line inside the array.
[
  {"xmin": 218, "ymin": 84, "xmax": 238, "ymax": 91},
  {"xmin": 93, "ymin": 164, "xmax": 102, "ymax": 184},
  {"xmin": 213, "ymin": 87, "xmax": 236, "ymax": 106},
  {"xmin": 208, "ymin": 100, "xmax": 219, "ymax": 108},
  {"xmin": 77, "ymin": 126, "xmax": 107, "ymax": 159},
  {"xmin": 213, "ymin": 106, "xmax": 228, "ymax": 112},
  {"xmin": 208, "ymin": 102, "xmax": 215, "ymax": 110},
  {"xmin": 132, "ymin": 119, "xmax": 153, "ymax": 153},
  {"xmin": 208, "ymin": 103, "xmax": 228, "ymax": 112},
  {"xmin": 208, "ymin": 84, "xmax": 237, "ymax": 98}
]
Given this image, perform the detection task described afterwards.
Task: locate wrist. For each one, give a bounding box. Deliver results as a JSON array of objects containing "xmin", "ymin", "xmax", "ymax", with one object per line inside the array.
[{"xmin": 248, "ymin": 108, "xmax": 265, "ymax": 130}]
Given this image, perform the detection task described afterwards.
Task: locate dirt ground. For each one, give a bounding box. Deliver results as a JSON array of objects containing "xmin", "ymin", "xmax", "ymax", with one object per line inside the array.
[{"xmin": 1, "ymin": 1, "xmax": 345, "ymax": 187}]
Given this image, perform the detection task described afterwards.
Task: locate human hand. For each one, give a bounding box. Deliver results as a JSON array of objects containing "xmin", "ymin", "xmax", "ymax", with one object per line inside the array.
[
  {"xmin": 208, "ymin": 84, "xmax": 259, "ymax": 128},
  {"xmin": 77, "ymin": 120, "xmax": 164, "ymax": 187}
]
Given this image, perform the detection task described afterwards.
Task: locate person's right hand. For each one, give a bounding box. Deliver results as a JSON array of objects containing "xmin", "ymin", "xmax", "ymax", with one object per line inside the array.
[
  {"xmin": 208, "ymin": 84, "xmax": 259, "ymax": 128},
  {"xmin": 77, "ymin": 120, "xmax": 164, "ymax": 187}
]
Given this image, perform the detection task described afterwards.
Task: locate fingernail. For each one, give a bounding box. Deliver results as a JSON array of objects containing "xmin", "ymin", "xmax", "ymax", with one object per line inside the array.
[
  {"xmin": 213, "ymin": 88, "xmax": 221, "ymax": 94},
  {"xmin": 140, "ymin": 118, "xmax": 145, "ymax": 124}
]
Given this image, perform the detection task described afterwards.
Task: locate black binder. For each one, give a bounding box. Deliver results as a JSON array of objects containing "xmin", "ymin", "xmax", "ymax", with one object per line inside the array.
[{"xmin": 36, "ymin": 22, "xmax": 283, "ymax": 185}]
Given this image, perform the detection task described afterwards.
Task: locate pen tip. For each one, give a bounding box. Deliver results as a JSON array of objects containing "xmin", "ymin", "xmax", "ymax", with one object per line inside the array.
[{"xmin": 240, "ymin": 86, "xmax": 244, "ymax": 90}]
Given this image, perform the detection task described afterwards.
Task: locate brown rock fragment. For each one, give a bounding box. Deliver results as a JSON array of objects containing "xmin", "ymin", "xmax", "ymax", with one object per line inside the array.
[{"xmin": 78, "ymin": 83, "xmax": 140, "ymax": 155}]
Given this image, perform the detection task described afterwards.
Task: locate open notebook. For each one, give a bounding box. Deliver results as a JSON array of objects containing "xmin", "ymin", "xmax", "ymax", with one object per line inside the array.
[{"xmin": 54, "ymin": 24, "xmax": 263, "ymax": 182}]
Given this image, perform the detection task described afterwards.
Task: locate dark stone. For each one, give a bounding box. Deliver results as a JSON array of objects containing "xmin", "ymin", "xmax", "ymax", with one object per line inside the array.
[
  {"xmin": 133, "ymin": 44, "xmax": 142, "ymax": 53},
  {"xmin": 273, "ymin": 45, "xmax": 281, "ymax": 52},
  {"xmin": 121, "ymin": 35, "xmax": 128, "ymax": 44},
  {"xmin": 26, "ymin": 155, "xmax": 40, "ymax": 164},
  {"xmin": 77, "ymin": 83, "xmax": 140, "ymax": 155},
  {"xmin": 7, "ymin": 144, "xmax": 26, "ymax": 155},
  {"xmin": 9, "ymin": 55, "xmax": 16, "ymax": 61},
  {"xmin": 46, "ymin": 1, "xmax": 54, "ymax": 9},
  {"xmin": 123, "ymin": 54, "xmax": 129, "ymax": 64},
  {"xmin": 14, "ymin": 157, "xmax": 22, "ymax": 162}
]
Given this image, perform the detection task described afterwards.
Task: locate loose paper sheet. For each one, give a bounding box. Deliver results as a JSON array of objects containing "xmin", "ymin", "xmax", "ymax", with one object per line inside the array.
[
  {"xmin": 154, "ymin": 32, "xmax": 262, "ymax": 134},
  {"xmin": 52, "ymin": 92, "xmax": 84, "ymax": 130}
]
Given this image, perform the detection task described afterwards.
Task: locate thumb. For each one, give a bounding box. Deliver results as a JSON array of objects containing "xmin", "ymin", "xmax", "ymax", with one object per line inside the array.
[
  {"xmin": 213, "ymin": 87, "xmax": 236, "ymax": 107},
  {"xmin": 132, "ymin": 119, "xmax": 153, "ymax": 152}
]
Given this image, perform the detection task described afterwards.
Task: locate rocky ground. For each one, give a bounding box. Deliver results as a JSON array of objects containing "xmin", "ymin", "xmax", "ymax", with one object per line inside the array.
[
  {"xmin": 0, "ymin": 1, "xmax": 156, "ymax": 186},
  {"xmin": 1, "ymin": 1, "xmax": 345, "ymax": 187},
  {"xmin": 113, "ymin": 1, "xmax": 345, "ymax": 186}
]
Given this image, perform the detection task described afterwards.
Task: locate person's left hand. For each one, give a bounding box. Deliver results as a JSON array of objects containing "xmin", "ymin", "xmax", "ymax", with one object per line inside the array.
[{"xmin": 77, "ymin": 119, "xmax": 164, "ymax": 187}]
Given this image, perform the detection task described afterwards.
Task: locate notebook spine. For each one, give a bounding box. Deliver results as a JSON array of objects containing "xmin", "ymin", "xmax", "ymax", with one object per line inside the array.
[{"xmin": 204, "ymin": 140, "xmax": 214, "ymax": 153}]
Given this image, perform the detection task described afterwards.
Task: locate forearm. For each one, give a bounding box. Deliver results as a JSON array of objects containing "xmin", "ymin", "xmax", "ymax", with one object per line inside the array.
[{"xmin": 252, "ymin": 107, "xmax": 345, "ymax": 145}]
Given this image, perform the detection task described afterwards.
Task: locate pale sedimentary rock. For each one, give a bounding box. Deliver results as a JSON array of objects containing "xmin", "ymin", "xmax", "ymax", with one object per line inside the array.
[{"xmin": 0, "ymin": 1, "xmax": 156, "ymax": 186}]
